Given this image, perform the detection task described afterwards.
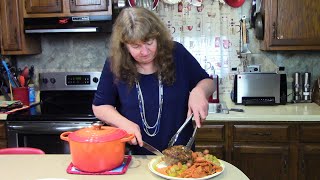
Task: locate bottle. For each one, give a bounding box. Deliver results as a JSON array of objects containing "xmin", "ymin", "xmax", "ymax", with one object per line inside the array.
[{"xmin": 28, "ymin": 83, "xmax": 36, "ymax": 104}]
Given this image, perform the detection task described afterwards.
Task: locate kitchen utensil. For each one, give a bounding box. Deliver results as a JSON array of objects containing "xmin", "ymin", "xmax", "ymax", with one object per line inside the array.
[
  {"xmin": 142, "ymin": 141, "xmax": 164, "ymax": 156},
  {"xmin": 60, "ymin": 122, "xmax": 134, "ymax": 172},
  {"xmin": 185, "ymin": 126, "xmax": 197, "ymax": 149},
  {"xmin": 224, "ymin": 0, "xmax": 245, "ymax": 8},
  {"xmin": 241, "ymin": 17, "xmax": 251, "ymax": 54},
  {"xmin": 254, "ymin": 0, "xmax": 264, "ymax": 40},
  {"xmin": 19, "ymin": 76, "xmax": 25, "ymax": 87},
  {"xmin": 168, "ymin": 113, "xmax": 194, "ymax": 147}
]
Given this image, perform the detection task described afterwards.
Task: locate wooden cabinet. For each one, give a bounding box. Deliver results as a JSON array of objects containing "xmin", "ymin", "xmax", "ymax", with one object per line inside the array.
[
  {"xmin": 25, "ymin": 0, "xmax": 63, "ymax": 14},
  {"xmin": 0, "ymin": 0, "xmax": 41, "ymax": 55},
  {"xmin": 231, "ymin": 124, "xmax": 292, "ymax": 180},
  {"xmin": 0, "ymin": 122, "xmax": 7, "ymax": 148},
  {"xmin": 195, "ymin": 123, "xmax": 226, "ymax": 160},
  {"xmin": 195, "ymin": 121, "xmax": 320, "ymax": 180},
  {"xmin": 23, "ymin": 0, "xmax": 112, "ymax": 18},
  {"xmin": 298, "ymin": 124, "xmax": 320, "ymax": 180},
  {"xmin": 260, "ymin": 0, "xmax": 320, "ymax": 50}
]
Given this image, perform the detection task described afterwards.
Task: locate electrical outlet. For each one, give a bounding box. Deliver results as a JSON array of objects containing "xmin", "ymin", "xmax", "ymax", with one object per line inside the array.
[{"xmin": 247, "ymin": 65, "xmax": 261, "ymax": 72}]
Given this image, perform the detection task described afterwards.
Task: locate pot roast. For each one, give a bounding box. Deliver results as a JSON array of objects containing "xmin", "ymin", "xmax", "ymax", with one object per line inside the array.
[{"xmin": 162, "ymin": 145, "xmax": 193, "ymax": 165}]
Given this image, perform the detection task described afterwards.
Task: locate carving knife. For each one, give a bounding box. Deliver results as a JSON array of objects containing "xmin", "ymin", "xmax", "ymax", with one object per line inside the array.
[{"xmin": 142, "ymin": 141, "xmax": 163, "ymax": 156}]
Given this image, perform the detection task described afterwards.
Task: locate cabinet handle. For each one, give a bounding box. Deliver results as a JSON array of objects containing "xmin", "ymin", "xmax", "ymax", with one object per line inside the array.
[
  {"xmin": 283, "ymin": 156, "xmax": 288, "ymax": 174},
  {"xmin": 272, "ymin": 22, "xmax": 276, "ymax": 39},
  {"xmin": 251, "ymin": 132, "xmax": 272, "ymax": 136},
  {"xmin": 301, "ymin": 159, "xmax": 305, "ymax": 172}
]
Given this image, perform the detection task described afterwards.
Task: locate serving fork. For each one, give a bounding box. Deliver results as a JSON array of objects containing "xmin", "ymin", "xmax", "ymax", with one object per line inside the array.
[{"xmin": 168, "ymin": 113, "xmax": 194, "ymax": 147}]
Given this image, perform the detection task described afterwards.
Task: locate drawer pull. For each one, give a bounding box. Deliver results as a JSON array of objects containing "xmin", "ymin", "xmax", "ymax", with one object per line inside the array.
[{"xmin": 251, "ymin": 132, "xmax": 272, "ymax": 136}]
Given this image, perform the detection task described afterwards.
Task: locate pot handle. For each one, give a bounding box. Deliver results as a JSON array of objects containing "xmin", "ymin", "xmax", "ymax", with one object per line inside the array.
[
  {"xmin": 60, "ymin": 132, "xmax": 72, "ymax": 142},
  {"xmin": 120, "ymin": 134, "xmax": 135, "ymax": 143}
]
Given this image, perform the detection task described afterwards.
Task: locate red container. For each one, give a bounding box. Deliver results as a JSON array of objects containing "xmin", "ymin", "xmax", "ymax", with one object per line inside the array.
[
  {"xmin": 208, "ymin": 75, "xmax": 219, "ymax": 103},
  {"xmin": 60, "ymin": 123, "xmax": 134, "ymax": 172},
  {"xmin": 13, "ymin": 87, "xmax": 30, "ymax": 106}
]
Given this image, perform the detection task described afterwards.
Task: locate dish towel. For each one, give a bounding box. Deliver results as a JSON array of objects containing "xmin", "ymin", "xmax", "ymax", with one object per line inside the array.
[{"xmin": 66, "ymin": 155, "xmax": 132, "ymax": 175}]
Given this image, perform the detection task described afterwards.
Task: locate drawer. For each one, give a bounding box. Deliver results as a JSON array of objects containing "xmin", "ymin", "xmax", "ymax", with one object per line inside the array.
[
  {"xmin": 196, "ymin": 124, "xmax": 225, "ymax": 141},
  {"xmin": 0, "ymin": 122, "xmax": 5, "ymax": 139},
  {"xmin": 233, "ymin": 124, "xmax": 290, "ymax": 142},
  {"xmin": 299, "ymin": 124, "xmax": 320, "ymax": 142}
]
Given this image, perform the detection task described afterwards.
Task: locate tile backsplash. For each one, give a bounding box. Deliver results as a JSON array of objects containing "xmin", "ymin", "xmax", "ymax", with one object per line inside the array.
[{"xmin": 15, "ymin": 0, "xmax": 320, "ymax": 102}]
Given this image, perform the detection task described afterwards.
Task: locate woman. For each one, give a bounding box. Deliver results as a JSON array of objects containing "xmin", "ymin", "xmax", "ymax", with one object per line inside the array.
[{"xmin": 92, "ymin": 7, "xmax": 214, "ymax": 154}]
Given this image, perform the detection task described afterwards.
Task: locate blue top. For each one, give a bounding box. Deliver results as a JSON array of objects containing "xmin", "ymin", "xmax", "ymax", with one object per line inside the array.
[{"xmin": 93, "ymin": 42, "xmax": 209, "ymax": 154}]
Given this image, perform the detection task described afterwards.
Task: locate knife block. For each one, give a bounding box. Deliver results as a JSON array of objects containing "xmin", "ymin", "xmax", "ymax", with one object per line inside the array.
[{"xmin": 312, "ymin": 77, "xmax": 320, "ymax": 106}]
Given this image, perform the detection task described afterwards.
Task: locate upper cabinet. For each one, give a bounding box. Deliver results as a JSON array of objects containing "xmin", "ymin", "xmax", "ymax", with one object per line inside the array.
[
  {"xmin": 260, "ymin": 0, "xmax": 320, "ymax": 50},
  {"xmin": 23, "ymin": 0, "xmax": 111, "ymax": 17},
  {"xmin": 0, "ymin": 0, "xmax": 41, "ymax": 55}
]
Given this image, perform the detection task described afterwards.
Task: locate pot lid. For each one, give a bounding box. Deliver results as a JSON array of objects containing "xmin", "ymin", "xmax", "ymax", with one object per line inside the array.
[
  {"xmin": 224, "ymin": 0, "xmax": 245, "ymax": 8},
  {"xmin": 69, "ymin": 123, "xmax": 129, "ymax": 143}
]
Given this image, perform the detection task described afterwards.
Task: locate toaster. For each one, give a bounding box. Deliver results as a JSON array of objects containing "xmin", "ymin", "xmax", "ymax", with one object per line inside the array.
[{"xmin": 231, "ymin": 73, "xmax": 287, "ymax": 105}]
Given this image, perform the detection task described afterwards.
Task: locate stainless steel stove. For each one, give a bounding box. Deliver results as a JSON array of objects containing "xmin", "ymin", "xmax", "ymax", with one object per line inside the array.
[{"xmin": 6, "ymin": 72, "xmax": 101, "ymax": 154}]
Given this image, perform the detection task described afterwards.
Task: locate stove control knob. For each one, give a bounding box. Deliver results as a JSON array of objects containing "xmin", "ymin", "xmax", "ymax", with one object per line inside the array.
[
  {"xmin": 42, "ymin": 78, "xmax": 48, "ymax": 84},
  {"xmin": 50, "ymin": 78, "xmax": 56, "ymax": 84},
  {"xmin": 93, "ymin": 77, "xmax": 99, "ymax": 83}
]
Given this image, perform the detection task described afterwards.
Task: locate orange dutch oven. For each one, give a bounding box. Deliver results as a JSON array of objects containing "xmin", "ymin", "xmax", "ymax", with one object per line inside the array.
[{"xmin": 60, "ymin": 122, "xmax": 134, "ymax": 172}]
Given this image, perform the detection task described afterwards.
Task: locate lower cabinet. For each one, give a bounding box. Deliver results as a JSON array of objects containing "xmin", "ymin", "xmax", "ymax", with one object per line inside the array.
[
  {"xmin": 195, "ymin": 121, "xmax": 320, "ymax": 180},
  {"xmin": 298, "ymin": 124, "xmax": 320, "ymax": 180},
  {"xmin": 0, "ymin": 121, "xmax": 7, "ymax": 148}
]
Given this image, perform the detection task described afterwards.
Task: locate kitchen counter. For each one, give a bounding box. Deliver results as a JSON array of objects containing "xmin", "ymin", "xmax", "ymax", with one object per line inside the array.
[
  {"xmin": 0, "ymin": 154, "xmax": 249, "ymax": 180},
  {"xmin": 207, "ymin": 97, "xmax": 320, "ymax": 121}
]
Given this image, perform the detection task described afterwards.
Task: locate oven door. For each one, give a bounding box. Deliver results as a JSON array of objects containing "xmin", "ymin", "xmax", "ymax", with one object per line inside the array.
[{"xmin": 6, "ymin": 121, "xmax": 95, "ymax": 154}]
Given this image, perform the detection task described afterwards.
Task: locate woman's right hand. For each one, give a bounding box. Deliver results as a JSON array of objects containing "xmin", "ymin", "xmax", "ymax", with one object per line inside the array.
[{"xmin": 119, "ymin": 120, "xmax": 143, "ymax": 147}]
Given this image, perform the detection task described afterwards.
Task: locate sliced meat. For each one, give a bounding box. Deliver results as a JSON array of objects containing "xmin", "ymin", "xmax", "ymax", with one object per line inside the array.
[{"xmin": 162, "ymin": 145, "xmax": 192, "ymax": 165}]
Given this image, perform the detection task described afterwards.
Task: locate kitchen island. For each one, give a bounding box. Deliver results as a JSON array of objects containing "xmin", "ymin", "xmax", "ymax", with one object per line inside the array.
[{"xmin": 0, "ymin": 154, "xmax": 249, "ymax": 180}]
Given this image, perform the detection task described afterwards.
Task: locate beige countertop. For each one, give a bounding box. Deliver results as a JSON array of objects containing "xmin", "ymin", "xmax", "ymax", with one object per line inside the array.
[
  {"xmin": 207, "ymin": 95, "xmax": 320, "ymax": 121},
  {"xmin": 0, "ymin": 154, "xmax": 248, "ymax": 180},
  {"xmin": 207, "ymin": 102, "xmax": 320, "ymax": 121}
]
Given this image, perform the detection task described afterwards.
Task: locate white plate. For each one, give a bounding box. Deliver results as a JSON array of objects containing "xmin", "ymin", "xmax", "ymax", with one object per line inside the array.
[{"xmin": 148, "ymin": 157, "xmax": 225, "ymax": 180}]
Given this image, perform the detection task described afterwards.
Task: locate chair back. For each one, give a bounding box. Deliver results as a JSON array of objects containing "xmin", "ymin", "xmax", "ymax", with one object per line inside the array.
[{"xmin": 0, "ymin": 147, "xmax": 45, "ymax": 154}]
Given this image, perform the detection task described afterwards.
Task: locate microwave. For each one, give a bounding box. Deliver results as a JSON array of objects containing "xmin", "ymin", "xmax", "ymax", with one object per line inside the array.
[{"xmin": 231, "ymin": 73, "xmax": 287, "ymax": 105}]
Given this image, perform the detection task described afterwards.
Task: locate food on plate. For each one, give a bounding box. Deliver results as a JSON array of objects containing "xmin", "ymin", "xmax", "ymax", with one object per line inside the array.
[
  {"xmin": 157, "ymin": 147, "xmax": 223, "ymax": 178},
  {"xmin": 162, "ymin": 145, "xmax": 193, "ymax": 165}
]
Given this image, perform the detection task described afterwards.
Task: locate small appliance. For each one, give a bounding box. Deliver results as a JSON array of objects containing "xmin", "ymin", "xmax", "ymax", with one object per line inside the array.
[{"xmin": 231, "ymin": 72, "xmax": 287, "ymax": 105}]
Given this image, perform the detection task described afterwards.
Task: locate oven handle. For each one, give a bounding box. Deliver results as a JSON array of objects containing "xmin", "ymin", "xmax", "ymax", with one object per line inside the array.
[{"xmin": 6, "ymin": 122, "xmax": 93, "ymax": 133}]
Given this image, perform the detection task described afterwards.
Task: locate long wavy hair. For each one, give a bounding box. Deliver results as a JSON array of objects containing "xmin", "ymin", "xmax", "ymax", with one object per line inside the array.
[{"xmin": 109, "ymin": 7, "xmax": 175, "ymax": 87}]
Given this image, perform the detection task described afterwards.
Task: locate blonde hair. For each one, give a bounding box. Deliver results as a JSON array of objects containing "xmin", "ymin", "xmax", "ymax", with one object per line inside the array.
[{"xmin": 109, "ymin": 7, "xmax": 175, "ymax": 87}]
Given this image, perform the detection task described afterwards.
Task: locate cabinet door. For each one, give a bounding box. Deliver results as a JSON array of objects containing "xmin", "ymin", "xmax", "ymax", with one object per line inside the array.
[
  {"xmin": 233, "ymin": 144, "xmax": 289, "ymax": 180},
  {"xmin": 0, "ymin": 0, "xmax": 41, "ymax": 55},
  {"xmin": 69, "ymin": 0, "xmax": 109, "ymax": 12},
  {"xmin": 298, "ymin": 145, "xmax": 320, "ymax": 180},
  {"xmin": 0, "ymin": 0, "xmax": 22, "ymax": 51},
  {"xmin": 25, "ymin": 0, "xmax": 63, "ymax": 13},
  {"xmin": 262, "ymin": 0, "xmax": 320, "ymax": 50}
]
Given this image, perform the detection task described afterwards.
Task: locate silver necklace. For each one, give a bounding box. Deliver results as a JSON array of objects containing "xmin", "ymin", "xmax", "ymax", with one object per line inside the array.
[{"xmin": 135, "ymin": 76, "xmax": 163, "ymax": 136}]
